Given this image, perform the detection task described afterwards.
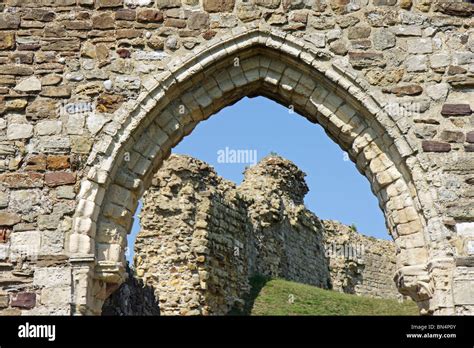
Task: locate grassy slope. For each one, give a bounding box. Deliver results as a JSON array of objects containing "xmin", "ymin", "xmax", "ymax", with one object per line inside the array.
[{"xmin": 246, "ymin": 277, "xmax": 419, "ymax": 316}]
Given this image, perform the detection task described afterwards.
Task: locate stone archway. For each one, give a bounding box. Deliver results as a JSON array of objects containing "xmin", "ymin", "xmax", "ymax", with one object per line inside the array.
[{"xmin": 69, "ymin": 29, "xmax": 437, "ymax": 314}]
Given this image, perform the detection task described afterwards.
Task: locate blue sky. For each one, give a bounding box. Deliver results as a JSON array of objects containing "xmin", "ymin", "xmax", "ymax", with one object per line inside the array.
[{"xmin": 127, "ymin": 96, "xmax": 388, "ymax": 260}]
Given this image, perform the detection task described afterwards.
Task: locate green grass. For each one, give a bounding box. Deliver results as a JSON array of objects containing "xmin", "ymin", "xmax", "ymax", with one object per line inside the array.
[{"xmin": 243, "ymin": 276, "xmax": 419, "ymax": 316}]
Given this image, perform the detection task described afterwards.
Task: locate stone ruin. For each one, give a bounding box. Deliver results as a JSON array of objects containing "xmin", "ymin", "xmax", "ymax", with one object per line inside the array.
[
  {"xmin": 104, "ymin": 154, "xmax": 402, "ymax": 315},
  {"xmin": 0, "ymin": 0, "xmax": 472, "ymax": 315}
]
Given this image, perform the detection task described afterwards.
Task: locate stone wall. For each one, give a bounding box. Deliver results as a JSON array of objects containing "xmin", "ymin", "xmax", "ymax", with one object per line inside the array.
[
  {"xmin": 323, "ymin": 220, "xmax": 399, "ymax": 299},
  {"xmin": 0, "ymin": 0, "xmax": 472, "ymax": 315},
  {"xmin": 102, "ymin": 265, "xmax": 160, "ymax": 315},
  {"xmin": 128, "ymin": 154, "xmax": 399, "ymax": 315}
]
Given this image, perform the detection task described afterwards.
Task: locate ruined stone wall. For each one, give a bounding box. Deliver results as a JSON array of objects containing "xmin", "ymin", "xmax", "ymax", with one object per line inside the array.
[
  {"xmin": 323, "ymin": 220, "xmax": 399, "ymax": 299},
  {"xmin": 130, "ymin": 154, "xmax": 399, "ymax": 315}
]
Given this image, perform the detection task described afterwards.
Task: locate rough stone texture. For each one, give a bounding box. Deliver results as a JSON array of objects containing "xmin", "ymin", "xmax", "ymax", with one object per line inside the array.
[
  {"xmin": 323, "ymin": 220, "xmax": 398, "ymax": 299},
  {"xmin": 102, "ymin": 265, "xmax": 160, "ymax": 315},
  {"xmin": 0, "ymin": 0, "xmax": 472, "ymax": 316},
  {"xmin": 128, "ymin": 155, "xmax": 400, "ymax": 315}
]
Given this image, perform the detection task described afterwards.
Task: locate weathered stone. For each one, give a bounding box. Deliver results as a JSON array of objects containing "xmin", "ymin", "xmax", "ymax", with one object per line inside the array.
[
  {"xmin": 164, "ymin": 18, "xmax": 186, "ymax": 28},
  {"xmin": 0, "ymin": 0, "xmax": 471, "ymax": 317},
  {"xmin": 289, "ymin": 11, "xmax": 308, "ymax": 23},
  {"xmin": 3, "ymin": 174, "xmax": 44, "ymax": 191},
  {"xmin": 23, "ymin": 9, "xmax": 55, "ymax": 22},
  {"xmin": 7, "ymin": 123, "xmax": 34, "ymax": 140},
  {"xmin": 351, "ymin": 40, "xmax": 372, "ymax": 50},
  {"xmin": 36, "ymin": 120, "xmax": 62, "ymax": 136},
  {"xmin": 5, "ymin": 99, "xmax": 27, "ymax": 111},
  {"xmin": 426, "ymin": 83, "xmax": 449, "ymax": 101},
  {"xmin": 0, "ymin": 295, "xmax": 8, "ymax": 308},
  {"xmin": 38, "ymin": 213, "xmax": 62, "ymax": 230},
  {"xmin": 96, "ymin": 44, "xmax": 109, "ymax": 61},
  {"xmin": 422, "ymin": 140, "xmax": 451, "ymax": 153},
  {"xmin": 45, "ymin": 172, "xmax": 76, "ymax": 187},
  {"xmin": 255, "ymin": 0, "xmax": 281, "ymax": 9},
  {"xmin": 349, "ymin": 52, "xmax": 385, "ymax": 69},
  {"xmin": 115, "ymin": 9, "xmax": 136, "ymax": 21},
  {"xmin": 304, "ymin": 33, "xmax": 326, "ymax": 48},
  {"xmin": 467, "ymin": 132, "xmax": 474, "ymax": 144},
  {"xmin": 188, "ymin": 12, "xmax": 209, "ymax": 30},
  {"xmin": 436, "ymin": 2, "xmax": 474, "ymax": 17},
  {"xmin": 40, "ymin": 86, "xmax": 71, "ymax": 98},
  {"xmin": 33, "ymin": 267, "xmax": 71, "ymax": 287},
  {"xmin": 447, "ymin": 66, "xmax": 467, "ymax": 75},
  {"xmin": 35, "ymin": 136, "xmax": 71, "ymax": 154},
  {"xmin": 415, "ymin": 0, "xmax": 431, "ymax": 12},
  {"xmin": 14, "ymin": 76, "xmax": 42, "ymax": 93},
  {"xmin": 203, "ymin": 0, "xmax": 235, "ymax": 12},
  {"xmin": 448, "ymin": 77, "xmax": 474, "ymax": 89},
  {"xmin": 373, "ymin": 29, "xmax": 396, "ymax": 50},
  {"xmin": 407, "ymin": 38, "xmax": 432, "ymax": 54},
  {"xmin": 453, "ymin": 52, "xmax": 474, "ymax": 66},
  {"xmin": 97, "ymin": 0, "xmax": 123, "ymax": 8},
  {"xmin": 365, "ymin": 68, "xmax": 404, "ymax": 86},
  {"xmin": 441, "ymin": 104, "xmax": 472, "ymax": 117},
  {"xmin": 41, "ymin": 39, "xmax": 80, "ymax": 51},
  {"xmin": 365, "ymin": 9, "xmax": 400, "ymax": 27},
  {"xmin": 0, "ymin": 14, "xmax": 20, "ymax": 29},
  {"xmin": 56, "ymin": 185, "xmax": 76, "ymax": 199},
  {"xmin": 137, "ymin": 9, "xmax": 164, "ymax": 22},
  {"xmin": 330, "ymin": 40, "xmax": 348, "ymax": 56},
  {"xmin": 391, "ymin": 25, "xmax": 422, "ymax": 37},
  {"xmin": 440, "ymin": 130, "xmax": 465, "ymax": 143},
  {"xmin": 10, "ymin": 51, "xmax": 34, "ymax": 64},
  {"xmin": 124, "ymin": 0, "xmax": 152, "ymax": 5},
  {"xmin": 348, "ymin": 25, "xmax": 371, "ymax": 40},
  {"xmin": 373, "ymin": 0, "xmax": 396, "ymax": 5},
  {"xmin": 126, "ymin": 155, "xmax": 401, "ymax": 316},
  {"xmin": 430, "ymin": 53, "xmax": 451, "ymax": 69},
  {"xmin": 308, "ymin": 15, "xmax": 334, "ymax": 30},
  {"xmin": 96, "ymin": 94, "xmax": 123, "ymax": 113},
  {"xmin": 156, "ymin": 0, "xmax": 181, "ymax": 8},
  {"xmin": 202, "ymin": 30, "xmax": 217, "ymax": 40},
  {"xmin": 26, "ymin": 98, "xmax": 58, "ymax": 120},
  {"xmin": 70, "ymin": 136, "xmax": 93, "ymax": 154},
  {"xmin": 116, "ymin": 48, "xmax": 131, "ymax": 59},
  {"xmin": 116, "ymin": 29, "xmax": 143, "ymax": 39},
  {"xmin": 92, "ymin": 13, "xmax": 115, "ymax": 29},
  {"xmin": 0, "ymin": 65, "xmax": 33, "ymax": 76},
  {"xmin": 25, "ymin": 155, "xmax": 47, "ymax": 171},
  {"xmin": 400, "ymin": 0, "xmax": 412, "ymax": 9},
  {"xmin": 405, "ymin": 55, "xmax": 427, "ymax": 72}
]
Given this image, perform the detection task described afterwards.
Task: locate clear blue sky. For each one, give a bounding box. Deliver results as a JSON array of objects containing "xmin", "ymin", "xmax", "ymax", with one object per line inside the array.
[{"xmin": 127, "ymin": 97, "xmax": 388, "ymax": 260}]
